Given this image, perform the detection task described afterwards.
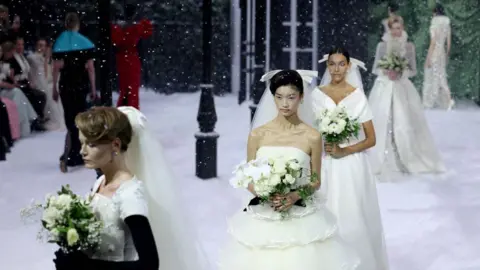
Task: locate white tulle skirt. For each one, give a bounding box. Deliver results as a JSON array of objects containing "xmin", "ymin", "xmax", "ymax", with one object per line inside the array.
[{"xmin": 218, "ymin": 196, "xmax": 360, "ymax": 270}]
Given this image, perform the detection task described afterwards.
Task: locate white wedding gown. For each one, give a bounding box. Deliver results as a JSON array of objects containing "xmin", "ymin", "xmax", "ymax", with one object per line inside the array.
[
  {"xmin": 89, "ymin": 176, "xmax": 148, "ymax": 261},
  {"xmin": 422, "ymin": 15, "xmax": 452, "ymax": 109},
  {"xmin": 368, "ymin": 33, "xmax": 446, "ymax": 179},
  {"xmin": 311, "ymin": 88, "xmax": 389, "ymax": 270},
  {"xmin": 219, "ymin": 146, "xmax": 360, "ymax": 270}
]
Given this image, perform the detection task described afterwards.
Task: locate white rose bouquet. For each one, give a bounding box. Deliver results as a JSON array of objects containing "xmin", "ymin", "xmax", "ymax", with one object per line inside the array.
[
  {"xmin": 230, "ymin": 157, "xmax": 317, "ymax": 217},
  {"xmin": 377, "ymin": 53, "xmax": 409, "ymax": 73},
  {"xmin": 315, "ymin": 105, "xmax": 361, "ymax": 144},
  {"xmin": 21, "ymin": 185, "xmax": 103, "ymax": 253}
]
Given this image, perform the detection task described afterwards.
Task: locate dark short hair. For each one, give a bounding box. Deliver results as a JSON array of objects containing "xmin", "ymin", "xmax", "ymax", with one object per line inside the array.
[
  {"xmin": 433, "ymin": 4, "xmax": 445, "ymax": 15},
  {"xmin": 65, "ymin": 12, "xmax": 80, "ymax": 30},
  {"xmin": 388, "ymin": 2, "xmax": 399, "ymax": 13}
]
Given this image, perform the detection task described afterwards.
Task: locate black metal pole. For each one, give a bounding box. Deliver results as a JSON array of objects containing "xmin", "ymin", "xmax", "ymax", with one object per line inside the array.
[
  {"xmin": 249, "ymin": 0, "xmax": 266, "ymax": 121},
  {"xmin": 98, "ymin": 0, "xmax": 112, "ymax": 106},
  {"xmin": 238, "ymin": 0, "xmax": 247, "ymax": 105},
  {"xmin": 195, "ymin": 0, "xmax": 219, "ymax": 180},
  {"xmin": 0, "ymin": 137, "xmax": 6, "ymax": 161}
]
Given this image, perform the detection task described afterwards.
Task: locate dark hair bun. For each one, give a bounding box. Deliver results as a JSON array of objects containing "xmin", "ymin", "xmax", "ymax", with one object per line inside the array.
[
  {"xmin": 327, "ymin": 47, "xmax": 351, "ymax": 63},
  {"xmin": 269, "ymin": 70, "xmax": 304, "ymax": 95}
]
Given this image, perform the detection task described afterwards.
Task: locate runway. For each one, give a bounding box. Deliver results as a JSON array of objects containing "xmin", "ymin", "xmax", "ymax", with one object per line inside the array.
[{"xmin": 1, "ymin": 89, "xmax": 479, "ymax": 270}]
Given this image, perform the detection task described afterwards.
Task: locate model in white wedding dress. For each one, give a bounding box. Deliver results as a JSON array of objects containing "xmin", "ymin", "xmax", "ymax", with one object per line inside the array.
[
  {"xmin": 219, "ymin": 70, "xmax": 360, "ymax": 270},
  {"xmin": 313, "ymin": 49, "xmax": 389, "ymax": 270},
  {"xmin": 89, "ymin": 175, "xmax": 150, "ymax": 262},
  {"xmin": 422, "ymin": 4, "xmax": 454, "ymax": 110},
  {"xmin": 368, "ymin": 16, "xmax": 446, "ymax": 179},
  {"xmin": 54, "ymin": 106, "xmax": 209, "ymax": 270}
]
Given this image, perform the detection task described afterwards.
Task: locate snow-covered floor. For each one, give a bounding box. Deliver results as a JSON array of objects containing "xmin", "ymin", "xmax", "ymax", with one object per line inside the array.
[{"xmin": 1, "ymin": 89, "xmax": 479, "ymax": 270}]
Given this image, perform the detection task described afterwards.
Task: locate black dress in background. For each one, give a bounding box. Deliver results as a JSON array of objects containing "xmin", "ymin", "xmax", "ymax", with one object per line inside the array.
[
  {"xmin": 52, "ymin": 31, "xmax": 95, "ymax": 168},
  {"xmin": 0, "ymin": 99, "xmax": 12, "ymax": 160}
]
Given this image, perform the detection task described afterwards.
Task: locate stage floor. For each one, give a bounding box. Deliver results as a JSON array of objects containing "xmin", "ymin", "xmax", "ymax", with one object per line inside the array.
[{"xmin": 1, "ymin": 90, "xmax": 479, "ymax": 270}]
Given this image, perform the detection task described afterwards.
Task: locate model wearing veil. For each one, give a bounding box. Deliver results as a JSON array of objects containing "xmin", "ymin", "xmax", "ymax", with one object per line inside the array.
[
  {"xmin": 311, "ymin": 47, "xmax": 389, "ymax": 270},
  {"xmin": 219, "ymin": 70, "xmax": 360, "ymax": 270},
  {"xmin": 53, "ymin": 106, "xmax": 208, "ymax": 270},
  {"xmin": 368, "ymin": 16, "xmax": 445, "ymax": 180}
]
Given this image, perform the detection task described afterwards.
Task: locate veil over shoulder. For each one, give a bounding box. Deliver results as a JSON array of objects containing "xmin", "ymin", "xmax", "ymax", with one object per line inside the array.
[
  {"xmin": 251, "ymin": 70, "xmax": 318, "ymax": 130},
  {"xmin": 118, "ymin": 106, "xmax": 209, "ymax": 270}
]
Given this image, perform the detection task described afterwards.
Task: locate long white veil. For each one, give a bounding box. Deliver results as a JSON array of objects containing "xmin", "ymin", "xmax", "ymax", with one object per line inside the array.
[
  {"xmin": 118, "ymin": 106, "xmax": 209, "ymax": 270},
  {"xmin": 318, "ymin": 54, "xmax": 367, "ymax": 89},
  {"xmin": 251, "ymin": 70, "xmax": 318, "ymax": 130}
]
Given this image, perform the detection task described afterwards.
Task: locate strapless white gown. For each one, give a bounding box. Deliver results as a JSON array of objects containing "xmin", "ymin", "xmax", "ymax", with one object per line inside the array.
[{"xmin": 218, "ymin": 146, "xmax": 360, "ymax": 270}]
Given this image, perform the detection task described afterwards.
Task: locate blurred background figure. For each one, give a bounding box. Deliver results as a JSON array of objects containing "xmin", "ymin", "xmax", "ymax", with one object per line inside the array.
[
  {"xmin": 422, "ymin": 3, "xmax": 454, "ymax": 110},
  {"xmin": 111, "ymin": 3, "xmax": 153, "ymax": 109},
  {"xmin": 52, "ymin": 12, "xmax": 96, "ymax": 173},
  {"xmin": 368, "ymin": 15, "xmax": 445, "ymax": 180},
  {"xmin": 27, "ymin": 38, "xmax": 65, "ymax": 130}
]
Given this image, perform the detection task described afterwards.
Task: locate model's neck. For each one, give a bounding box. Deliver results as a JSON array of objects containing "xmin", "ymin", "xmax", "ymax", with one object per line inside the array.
[
  {"xmin": 274, "ymin": 113, "xmax": 301, "ymax": 129},
  {"xmin": 100, "ymin": 157, "xmax": 130, "ymax": 185},
  {"xmin": 329, "ymin": 79, "xmax": 349, "ymax": 88}
]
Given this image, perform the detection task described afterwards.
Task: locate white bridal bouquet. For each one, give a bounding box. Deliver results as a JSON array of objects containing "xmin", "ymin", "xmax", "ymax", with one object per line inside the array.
[
  {"xmin": 230, "ymin": 157, "xmax": 317, "ymax": 217},
  {"xmin": 315, "ymin": 106, "xmax": 361, "ymax": 144},
  {"xmin": 21, "ymin": 185, "xmax": 103, "ymax": 253},
  {"xmin": 377, "ymin": 53, "xmax": 409, "ymax": 73}
]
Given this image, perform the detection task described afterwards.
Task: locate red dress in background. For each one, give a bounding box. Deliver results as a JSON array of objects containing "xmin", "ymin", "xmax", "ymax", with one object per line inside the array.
[{"xmin": 111, "ymin": 19, "xmax": 153, "ymax": 109}]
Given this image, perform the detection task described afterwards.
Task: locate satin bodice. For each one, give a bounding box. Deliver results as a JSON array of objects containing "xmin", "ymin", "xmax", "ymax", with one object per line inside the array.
[{"xmin": 311, "ymin": 88, "xmax": 373, "ymax": 148}]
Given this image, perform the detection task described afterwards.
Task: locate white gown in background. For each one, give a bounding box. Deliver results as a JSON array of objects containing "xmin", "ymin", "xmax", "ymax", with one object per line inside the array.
[
  {"xmin": 422, "ymin": 15, "xmax": 452, "ymax": 109},
  {"xmin": 368, "ymin": 32, "xmax": 446, "ymax": 180},
  {"xmin": 219, "ymin": 146, "xmax": 360, "ymax": 270},
  {"xmin": 89, "ymin": 176, "xmax": 147, "ymax": 261},
  {"xmin": 0, "ymin": 62, "xmax": 37, "ymax": 137},
  {"xmin": 311, "ymin": 88, "xmax": 389, "ymax": 270},
  {"xmin": 27, "ymin": 52, "xmax": 65, "ymax": 130}
]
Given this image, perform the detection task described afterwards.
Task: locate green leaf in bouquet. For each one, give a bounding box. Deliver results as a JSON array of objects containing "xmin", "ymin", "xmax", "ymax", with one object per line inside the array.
[
  {"xmin": 259, "ymin": 195, "xmax": 270, "ymax": 204},
  {"xmin": 297, "ymin": 185, "xmax": 315, "ymax": 203},
  {"xmin": 57, "ymin": 226, "xmax": 69, "ymax": 234},
  {"xmin": 59, "ymin": 185, "xmax": 70, "ymax": 195},
  {"xmin": 309, "ymin": 171, "xmax": 319, "ymax": 183}
]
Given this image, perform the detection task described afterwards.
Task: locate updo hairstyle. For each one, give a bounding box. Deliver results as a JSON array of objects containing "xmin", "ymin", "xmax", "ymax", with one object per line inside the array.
[
  {"xmin": 327, "ymin": 46, "xmax": 351, "ymax": 63},
  {"xmin": 269, "ymin": 70, "xmax": 304, "ymax": 95},
  {"xmin": 387, "ymin": 15, "xmax": 404, "ymax": 29},
  {"xmin": 75, "ymin": 106, "xmax": 133, "ymax": 152}
]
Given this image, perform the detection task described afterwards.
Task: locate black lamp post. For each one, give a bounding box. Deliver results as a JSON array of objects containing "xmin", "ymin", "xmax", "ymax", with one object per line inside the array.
[
  {"xmin": 97, "ymin": 0, "xmax": 112, "ymax": 106},
  {"xmin": 92, "ymin": 0, "xmax": 112, "ymax": 178},
  {"xmin": 239, "ymin": 0, "xmax": 266, "ymax": 122},
  {"xmin": 195, "ymin": 0, "xmax": 219, "ymax": 180},
  {"xmin": 249, "ymin": 0, "xmax": 266, "ymax": 121},
  {"xmin": 0, "ymin": 137, "xmax": 6, "ymax": 161}
]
